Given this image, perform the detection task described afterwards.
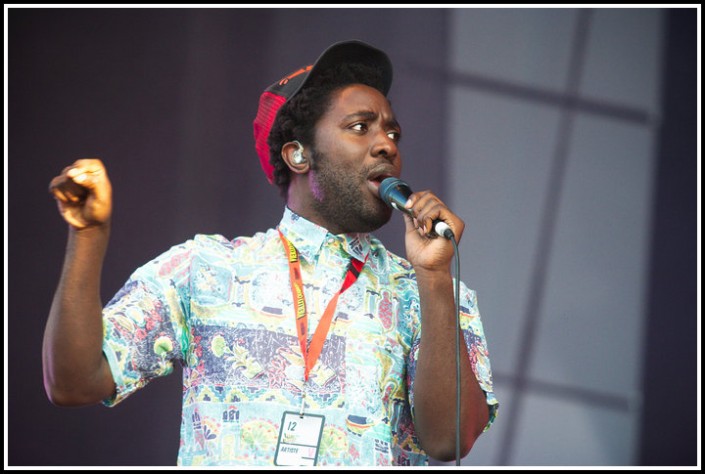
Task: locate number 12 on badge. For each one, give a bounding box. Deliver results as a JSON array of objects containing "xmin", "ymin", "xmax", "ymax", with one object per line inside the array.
[{"xmin": 274, "ymin": 412, "xmax": 325, "ymax": 466}]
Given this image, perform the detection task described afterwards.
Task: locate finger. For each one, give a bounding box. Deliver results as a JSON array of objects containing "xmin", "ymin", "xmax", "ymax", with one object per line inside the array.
[
  {"xmin": 419, "ymin": 203, "xmax": 447, "ymax": 237},
  {"xmin": 69, "ymin": 158, "xmax": 105, "ymax": 174},
  {"xmin": 49, "ymin": 174, "xmax": 89, "ymax": 201},
  {"xmin": 403, "ymin": 213, "xmax": 426, "ymax": 239},
  {"xmin": 66, "ymin": 158, "xmax": 105, "ymax": 182},
  {"xmin": 66, "ymin": 167, "xmax": 99, "ymax": 188},
  {"xmin": 60, "ymin": 206, "xmax": 89, "ymax": 229},
  {"xmin": 54, "ymin": 194, "xmax": 88, "ymax": 229},
  {"xmin": 67, "ymin": 160, "xmax": 110, "ymax": 203},
  {"xmin": 50, "ymin": 186, "xmax": 71, "ymax": 204},
  {"xmin": 404, "ymin": 189, "xmax": 428, "ymax": 210},
  {"xmin": 51, "ymin": 188, "xmax": 80, "ymax": 204},
  {"xmin": 407, "ymin": 190, "xmax": 446, "ymax": 215},
  {"xmin": 408, "ymin": 193, "xmax": 447, "ymax": 235}
]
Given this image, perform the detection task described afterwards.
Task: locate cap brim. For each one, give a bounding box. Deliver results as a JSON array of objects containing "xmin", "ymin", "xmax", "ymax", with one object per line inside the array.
[{"xmin": 289, "ymin": 39, "xmax": 393, "ymax": 102}]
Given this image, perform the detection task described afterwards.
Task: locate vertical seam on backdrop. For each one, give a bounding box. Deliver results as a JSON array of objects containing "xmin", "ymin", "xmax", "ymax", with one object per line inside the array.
[{"xmin": 496, "ymin": 9, "xmax": 594, "ymax": 465}]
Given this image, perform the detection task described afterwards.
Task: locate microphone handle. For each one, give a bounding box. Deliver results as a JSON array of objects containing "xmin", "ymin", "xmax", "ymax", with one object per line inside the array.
[
  {"xmin": 391, "ymin": 201, "xmax": 453, "ymax": 239},
  {"xmin": 433, "ymin": 221, "xmax": 453, "ymax": 240}
]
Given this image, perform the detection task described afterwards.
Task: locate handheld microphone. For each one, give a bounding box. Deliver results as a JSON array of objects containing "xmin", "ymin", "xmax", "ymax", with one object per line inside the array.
[{"xmin": 379, "ymin": 177, "xmax": 454, "ymax": 239}]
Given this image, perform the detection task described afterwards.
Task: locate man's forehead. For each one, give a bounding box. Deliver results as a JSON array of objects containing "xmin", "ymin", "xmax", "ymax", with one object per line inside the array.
[{"xmin": 326, "ymin": 84, "xmax": 395, "ymax": 117}]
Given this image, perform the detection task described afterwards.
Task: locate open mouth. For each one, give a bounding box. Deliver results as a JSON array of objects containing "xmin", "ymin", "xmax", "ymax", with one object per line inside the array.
[{"xmin": 366, "ymin": 171, "xmax": 396, "ymax": 198}]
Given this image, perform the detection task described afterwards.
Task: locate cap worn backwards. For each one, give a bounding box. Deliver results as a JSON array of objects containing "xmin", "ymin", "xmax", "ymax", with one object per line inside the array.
[{"xmin": 252, "ymin": 39, "xmax": 393, "ymax": 184}]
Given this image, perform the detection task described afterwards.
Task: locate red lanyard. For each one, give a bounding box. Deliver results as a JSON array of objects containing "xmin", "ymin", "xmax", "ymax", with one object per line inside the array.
[{"xmin": 278, "ymin": 229, "xmax": 366, "ymax": 381}]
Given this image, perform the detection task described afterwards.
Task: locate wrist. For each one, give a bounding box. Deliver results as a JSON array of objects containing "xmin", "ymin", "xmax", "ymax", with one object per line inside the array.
[
  {"xmin": 67, "ymin": 222, "xmax": 111, "ymax": 260},
  {"xmin": 414, "ymin": 266, "xmax": 453, "ymax": 287},
  {"xmin": 70, "ymin": 221, "xmax": 111, "ymax": 239}
]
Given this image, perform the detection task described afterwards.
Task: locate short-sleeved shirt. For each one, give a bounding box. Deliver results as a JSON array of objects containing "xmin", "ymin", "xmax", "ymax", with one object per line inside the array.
[{"xmin": 101, "ymin": 208, "xmax": 498, "ymax": 465}]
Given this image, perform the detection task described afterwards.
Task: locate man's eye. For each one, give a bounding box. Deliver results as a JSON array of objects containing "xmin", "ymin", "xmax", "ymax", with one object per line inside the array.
[
  {"xmin": 387, "ymin": 131, "xmax": 401, "ymax": 141},
  {"xmin": 351, "ymin": 123, "xmax": 367, "ymax": 132}
]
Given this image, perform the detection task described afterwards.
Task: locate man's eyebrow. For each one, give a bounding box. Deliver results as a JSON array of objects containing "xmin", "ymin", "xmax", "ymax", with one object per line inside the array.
[
  {"xmin": 342, "ymin": 111, "xmax": 376, "ymax": 121},
  {"xmin": 342, "ymin": 111, "xmax": 401, "ymax": 129}
]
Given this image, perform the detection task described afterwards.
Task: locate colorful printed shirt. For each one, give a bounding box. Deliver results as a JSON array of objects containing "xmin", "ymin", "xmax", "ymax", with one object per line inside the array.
[{"xmin": 101, "ymin": 207, "xmax": 498, "ymax": 466}]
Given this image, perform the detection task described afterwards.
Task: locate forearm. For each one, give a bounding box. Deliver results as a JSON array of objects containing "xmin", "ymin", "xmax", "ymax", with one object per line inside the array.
[
  {"xmin": 42, "ymin": 224, "xmax": 115, "ymax": 405},
  {"xmin": 412, "ymin": 269, "xmax": 489, "ymax": 461}
]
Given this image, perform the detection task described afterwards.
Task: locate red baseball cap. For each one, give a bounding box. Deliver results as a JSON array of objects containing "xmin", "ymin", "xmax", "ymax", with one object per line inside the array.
[{"xmin": 253, "ymin": 39, "xmax": 393, "ymax": 184}]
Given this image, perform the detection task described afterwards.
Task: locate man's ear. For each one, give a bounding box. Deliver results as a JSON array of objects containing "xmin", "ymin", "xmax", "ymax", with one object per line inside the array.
[{"xmin": 281, "ymin": 141, "xmax": 310, "ymax": 175}]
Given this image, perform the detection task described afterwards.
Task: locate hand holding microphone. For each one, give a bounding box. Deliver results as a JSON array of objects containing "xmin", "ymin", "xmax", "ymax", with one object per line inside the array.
[{"xmin": 379, "ymin": 177, "xmax": 454, "ymax": 240}]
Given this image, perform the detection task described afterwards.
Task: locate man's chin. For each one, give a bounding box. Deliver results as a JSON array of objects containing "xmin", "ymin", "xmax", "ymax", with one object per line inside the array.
[{"xmin": 359, "ymin": 207, "xmax": 393, "ymax": 233}]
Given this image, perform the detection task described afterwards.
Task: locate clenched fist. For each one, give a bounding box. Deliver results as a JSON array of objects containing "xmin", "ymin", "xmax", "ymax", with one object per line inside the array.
[{"xmin": 49, "ymin": 159, "xmax": 112, "ymax": 230}]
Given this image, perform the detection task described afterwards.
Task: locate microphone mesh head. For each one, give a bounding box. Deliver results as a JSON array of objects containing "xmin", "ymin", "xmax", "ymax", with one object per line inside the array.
[{"xmin": 379, "ymin": 177, "xmax": 412, "ymax": 208}]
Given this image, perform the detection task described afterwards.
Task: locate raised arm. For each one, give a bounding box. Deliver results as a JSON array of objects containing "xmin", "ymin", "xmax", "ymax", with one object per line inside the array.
[
  {"xmin": 43, "ymin": 158, "xmax": 117, "ymax": 406},
  {"xmin": 402, "ymin": 190, "xmax": 489, "ymax": 461}
]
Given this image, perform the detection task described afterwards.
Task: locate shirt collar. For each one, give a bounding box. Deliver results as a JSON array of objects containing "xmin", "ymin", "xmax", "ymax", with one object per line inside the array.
[{"xmin": 278, "ymin": 207, "xmax": 371, "ymax": 263}]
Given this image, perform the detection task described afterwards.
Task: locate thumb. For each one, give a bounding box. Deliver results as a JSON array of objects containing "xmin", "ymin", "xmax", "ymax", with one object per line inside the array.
[
  {"xmin": 403, "ymin": 213, "xmax": 415, "ymax": 233},
  {"xmin": 403, "ymin": 213, "xmax": 426, "ymax": 239}
]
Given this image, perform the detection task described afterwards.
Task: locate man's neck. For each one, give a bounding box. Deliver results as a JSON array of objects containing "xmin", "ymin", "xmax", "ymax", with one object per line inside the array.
[
  {"xmin": 285, "ymin": 180, "xmax": 345, "ymax": 234},
  {"xmin": 286, "ymin": 203, "xmax": 346, "ymax": 235}
]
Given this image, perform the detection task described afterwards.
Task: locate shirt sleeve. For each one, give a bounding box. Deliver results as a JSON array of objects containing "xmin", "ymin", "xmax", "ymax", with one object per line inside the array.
[
  {"xmin": 406, "ymin": 279, "xmax": 499, "ymax": 432},
  {"xmin": 101, "ymin": 240, "xmax": 193, "ymax": 407}
]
